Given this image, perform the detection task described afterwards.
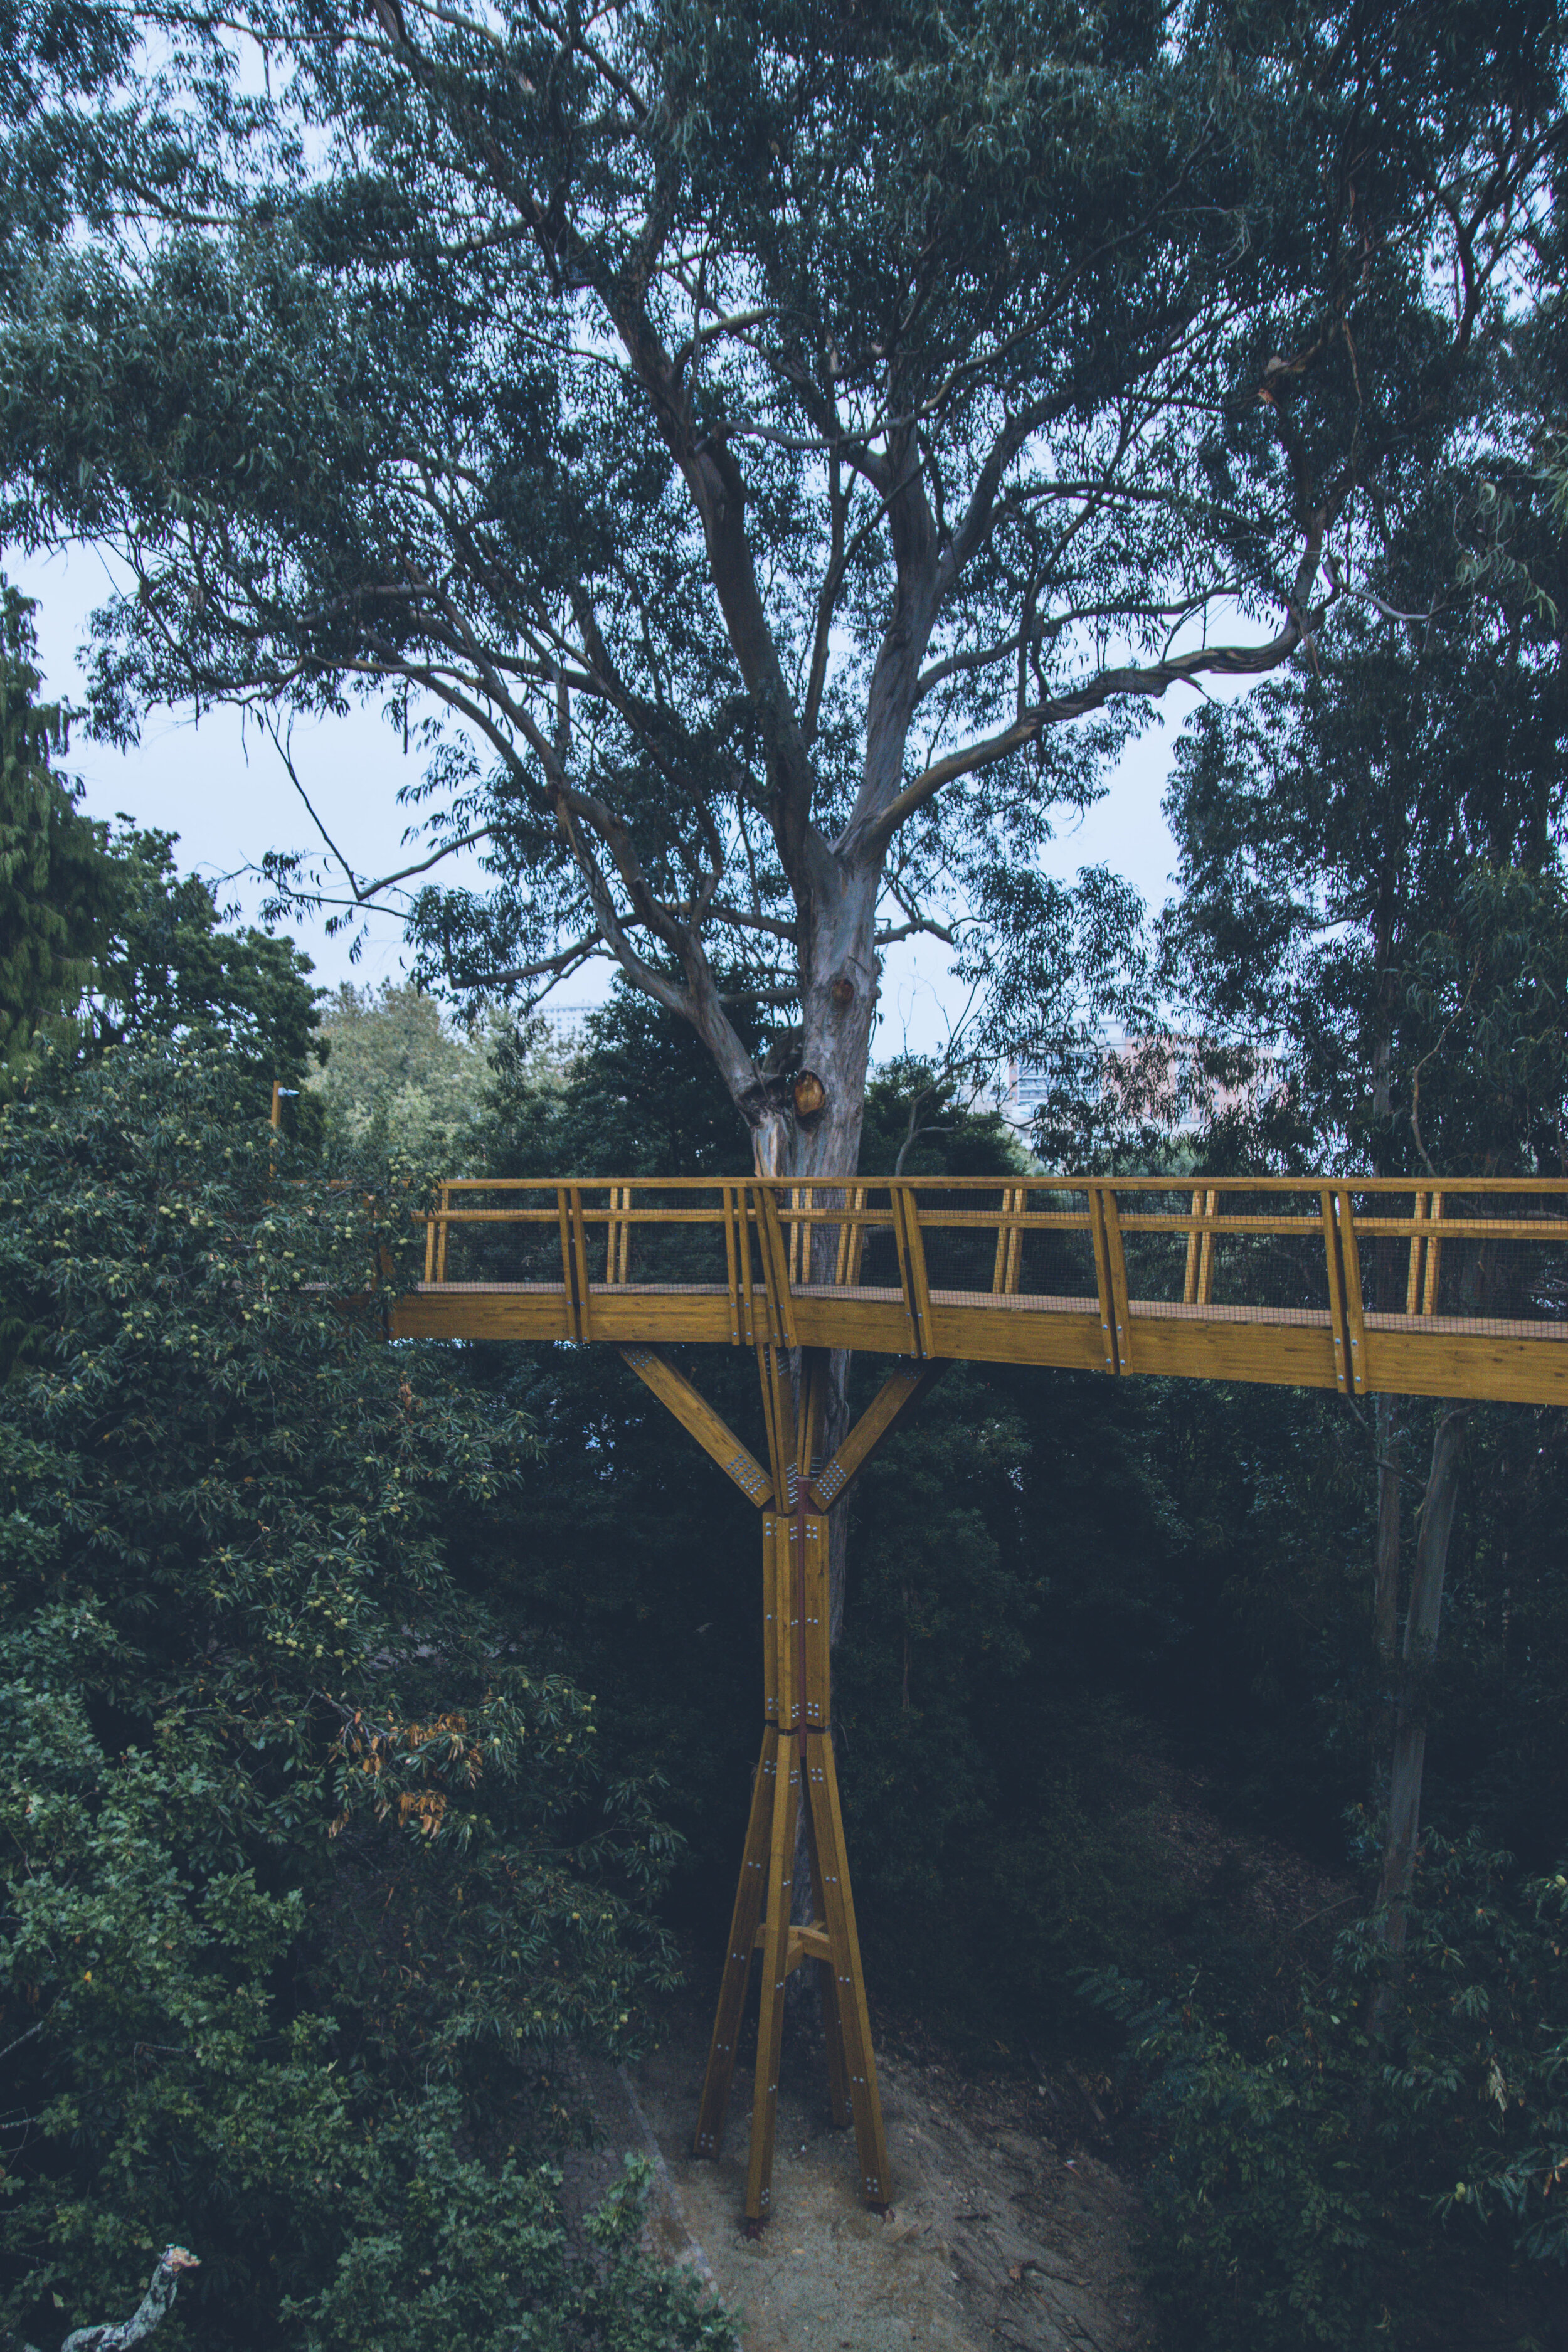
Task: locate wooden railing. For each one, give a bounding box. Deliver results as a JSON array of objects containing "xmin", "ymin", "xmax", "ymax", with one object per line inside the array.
[{"xmin": 388, "ymin": 1175, "xmax": 1568, "ymax": 1407}]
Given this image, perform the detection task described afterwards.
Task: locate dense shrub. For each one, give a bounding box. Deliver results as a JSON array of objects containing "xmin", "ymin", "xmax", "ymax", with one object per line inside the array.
[
  {"xmin": 1088, "ymin": 1831, "xmax": 1568, "ymax": 2349},
  {"xmin": 0, "ymin": 1047, "xmax": 726, "ymax": 2352}
]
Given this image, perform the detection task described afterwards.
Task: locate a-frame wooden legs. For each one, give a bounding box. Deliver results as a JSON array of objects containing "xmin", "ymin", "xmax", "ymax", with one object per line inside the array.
[
  {"xmin": 623, "ymin": 1338, "xmax": 945, "ymax": 2220},
  {"xmin": 691, "ymin": 1723, "xmax": 775, "ymax": 2162},
  {"xmin": 691, "ymin": 1646, "xmax": 888, "ymax": 2220},
  {"xmin": 684, "ymin": 1347, "xmax": 941, "ymax": 2221}
]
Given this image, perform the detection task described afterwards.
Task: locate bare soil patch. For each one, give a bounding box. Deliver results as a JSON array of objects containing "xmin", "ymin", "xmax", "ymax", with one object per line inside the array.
[{"xmin": 564, "ymin": 1994, "xmax": 1154, "ymax": 2352}]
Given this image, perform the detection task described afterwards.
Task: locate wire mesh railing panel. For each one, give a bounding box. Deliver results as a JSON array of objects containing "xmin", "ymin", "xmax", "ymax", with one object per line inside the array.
[
  {"xmin": 1113, "ymin": 1186, "xmax": 1334, "ymax": 1322},
  {"xmin": 911, "ymin": 1184, "xmax": 1101, "ymax": 1306},
  {"xmin": 429, "ymin": 1185, "xmax": 568, "ymax": 1288},
  {"xmin": 1346, "ymin": 1187, "xmax": 1568, "ymax": 1334},
  {"xmin": 581, "ymin": 1184, "xmax": 735, "ymax": 1291},
  {"xmin": 783, "ymin": 1184, "xmax": 906, "ymax": 1295}
]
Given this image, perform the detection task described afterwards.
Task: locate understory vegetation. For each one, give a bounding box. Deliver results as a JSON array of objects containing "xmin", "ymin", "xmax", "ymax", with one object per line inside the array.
[{"xmin": 0, "ymin": 1045, "xmax": 729, "ymax": 2352}]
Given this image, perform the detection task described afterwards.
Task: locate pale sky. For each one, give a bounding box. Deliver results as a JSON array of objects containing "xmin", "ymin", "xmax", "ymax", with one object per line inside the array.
[{"xmin": 12, "ymin": 540, "xmax": 1189, "ymax": 1058}]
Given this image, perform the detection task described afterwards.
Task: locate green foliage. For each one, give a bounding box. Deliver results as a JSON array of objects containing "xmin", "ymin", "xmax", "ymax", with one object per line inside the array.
[
  {"xmin": 0, "ymin": 576, "xmax": 323, "ymax": 1109},
  {"xmin": 1085, "ymin": 1833, "xmax": 1568, "ymax": 2350},
  {"xmin": 0, "ymin": 578, "xmax": 119, "ymax": 1094},
  {"xmin": 289, "ymin": 2133, "xmax": 731, "ymax": 2352},
  {"xmin": 90, "ymin": 824, "xmax": 325, "ymax": 1093},
  {"xmin": 0, "ymin": 1046, "xmax": 716, "ymax": 2352},
  {"xmin": 484, "ymin": 987, "xmax": 762, "ymax": 1181},
  {"xmin": 835, "ymin": 1360, "xmax": 1175, "ymax": 2036},
  {"xmin": 1163, "ymin": 589, "xmax": 1568, "ymax": 1178},
  {"xmin": 309, "ymin": 982, "xmax": 488, "ymax": 1171}
]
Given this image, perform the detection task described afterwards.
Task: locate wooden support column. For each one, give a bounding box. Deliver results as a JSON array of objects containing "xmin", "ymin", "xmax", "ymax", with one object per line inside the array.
[{"xmin": 621, "ymin": 1333, "xmax": 945, "ymax": 2221}]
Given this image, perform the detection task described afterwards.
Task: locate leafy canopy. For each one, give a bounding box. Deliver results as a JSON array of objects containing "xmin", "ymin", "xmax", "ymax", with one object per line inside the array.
[{"xmin": 5, "ymin": 0, "xmax": 1564, "ymax": 1164}]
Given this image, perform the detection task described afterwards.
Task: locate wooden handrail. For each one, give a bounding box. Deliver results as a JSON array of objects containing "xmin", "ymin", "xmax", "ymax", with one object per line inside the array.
[{"xmin": 391, "ymin": 1175, "xmax": 1568, "ymax": 1409}]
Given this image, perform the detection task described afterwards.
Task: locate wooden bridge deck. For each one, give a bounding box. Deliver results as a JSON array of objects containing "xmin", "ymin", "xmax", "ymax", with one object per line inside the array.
[{"xmin": 389, "ymin": 1175, "xmax": 1568, "ymax": 1406}]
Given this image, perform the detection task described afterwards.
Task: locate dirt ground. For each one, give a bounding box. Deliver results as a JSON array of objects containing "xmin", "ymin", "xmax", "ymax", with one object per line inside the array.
[
  {"xmin": 565, "ymin": 1998, "xmax": 1153, "ymax": 2352},
  {"xmin": 556, "ymin": 1768, "xmax": 1372, "ymax": 2351}
]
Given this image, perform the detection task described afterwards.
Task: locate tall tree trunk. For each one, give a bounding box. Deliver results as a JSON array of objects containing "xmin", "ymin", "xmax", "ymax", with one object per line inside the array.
[
  {"xmin": 1374, "ymin": 1392, "xmax": 1402, "ymax": 1665},
  {"xmin": 1372, "ymin": 1392, "xmax": 1402, "ymax": 1814},
  {"xmin": 1377, "ymin": 1406, "xmax": 1470, "ymax": 1951}
]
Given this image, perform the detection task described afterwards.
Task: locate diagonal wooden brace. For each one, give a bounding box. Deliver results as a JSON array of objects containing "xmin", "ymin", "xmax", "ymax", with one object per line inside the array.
[
  {"xmin": 617, "ymin": 1344, "xmax": 774, "ymax": 1507},
  {"xmin": 808, "ymin": 1357, "xmax": 950, "ymax": 1508}
]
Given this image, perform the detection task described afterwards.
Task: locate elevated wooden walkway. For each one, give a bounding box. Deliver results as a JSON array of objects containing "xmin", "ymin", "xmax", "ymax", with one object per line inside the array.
[
  {"xmin": 392, "ymin": 1175, "xmax": 1568, "ymax": 1406},
  {"xmin": 386, "ymin": 1173, "xmax": 1568, "ymax": 2228}
]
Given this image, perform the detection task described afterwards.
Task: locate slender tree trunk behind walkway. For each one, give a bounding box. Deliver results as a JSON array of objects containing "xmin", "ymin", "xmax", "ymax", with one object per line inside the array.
[
  {"xmin": 1374, "ymin": 1393, "xmax": 1402, "ymax": 1666},
  {"xmin": 1377, "ymin": 1406, "xmax": 1470, "ymax": 1951}
]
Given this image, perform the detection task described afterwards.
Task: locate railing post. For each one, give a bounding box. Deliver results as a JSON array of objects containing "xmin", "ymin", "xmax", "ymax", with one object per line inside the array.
[
  {"xmin": 1422, "ymin": 1192, "xmax": 1444, "ymax": 1315},
  {"xmin": 1321, "ymin": 1187, "xmax": 1350, "ymax": 1392},
  {"xmin": 1335, "ymin": 1187, "xmax": 1369, "ymax": 1394},
  {"xmin": 1406, "ymin": 1190, "xmax": 1428, "ymax": 1316},
  {"xmin": 1087, "ymin": 1184, "xmax": 1120, "ymax": 1373},
  {"xmin": 556, "ymin": 1185, "xmax": 581, "ymax": 1341},
  {"xmin": 893, "ymin": 1186, "xmax": 933, "ymax": 1358}
]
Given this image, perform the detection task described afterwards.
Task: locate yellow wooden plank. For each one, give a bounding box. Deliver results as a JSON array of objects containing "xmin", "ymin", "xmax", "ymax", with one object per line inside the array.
[
  {"xmin": 797, "ymin": 1347, "xmax": 830, "ymax": 1495},
  {"xmin": 756, "ymin": 1184, "xmax": 798, "ymax": 1349},
  {"xmin": 1086, "ymin": 1185, "xmax": 1118, "ymax": 1371},
  {"xmin": 751, "ymin": 1920, "xmax": 834, "ymax": 1971},
  {"xmin": 722, "ymin": 1183, "xmax": 743, "ymax": 1345},
  {"xmin": 1197, "ymin": 1187, "xmax": 1217, "ymax": 1305},
  {"xmin": 692, "ymin": 1725, "xmax": 776, "ymax": 2159},
  {"xmin": 568, "ymin": 1185, "xmax": 593, "ymax": 1341},
  {"xmin": 1363, "ymin": 1328, "xmax": 1568, "ymax": 1408},
  {"xmin": 761, "ymin": 1514, "xmax": 779, "ymax": 1724},
  {"xmin": 388, "ymin": 1291, "xmax": 574, "ymax": 1343},
  {"xmin": 922, "ymin": 1301, "xmax": 1110, "ymax": 1370},
  {"xmin": 585, "ymin": 1295, "xmax": 736, "ymax": 1346},
  {"xmin": 1406, "ymin": 1191, "xmax": 1428, "ymax": 1315},
  {"xmin": 734, "ymin": 1185, "xmax": 761, "ymax": 1346},
  {"xmin": 776, "ymin": 1512, "xmax": 800, "ymax": 1736},
  {"xmin": 1101, "ymin": 1187, "xmax": 1133, "ymax": 1367},
  {"xmin": 790, "ymin": 1295, "xmax": 914, "ymax": 1353},
  {"xmin": 1182, "ymin": 1189, "xmax": 1202, "ymax": 1305},
  {"xmin": 800, "ymin": 1787, "xmax": 852, "ymax": 2129},
  {"xmin": 899, "ymin": 1189, "xmax": 936, "ymax": 1357},
  {"xmin": 835, "ymin": 1185, "xmax": 868, "ymax": 1286},
  {"xmin": 756, "ymin": 1340, "xmax": 797, "ymax": 1500},
  {"xmin": 615, "ymin": 1345, "xmax": 773, "ymax": 1506},
  {"xmin": 887, "ymin": 1189, "xmax": 924, "ymax": 1356},
  {"xmin": 556, "ymin": 1187, "xmax": 580, "ymax": 1341},
  {"xmin": 1121, "ymin": 1315, "xmax": 1342, "ymax": 1389}
]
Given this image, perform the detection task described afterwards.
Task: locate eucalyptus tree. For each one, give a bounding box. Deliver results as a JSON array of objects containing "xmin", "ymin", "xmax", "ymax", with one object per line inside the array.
[{"xmin": 6, "ymin": 0, "xmax": 1564, "ymax": 1187}]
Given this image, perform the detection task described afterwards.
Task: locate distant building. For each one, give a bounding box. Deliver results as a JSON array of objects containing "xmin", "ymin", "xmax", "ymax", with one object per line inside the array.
[
  {"xmin": 530, "ymin": 1002, "xmax": 595, "ymax": 1059},
  {"xmin": 1002, "ymin": 1033, "xmax": 1281, "ymax": 1135}
]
